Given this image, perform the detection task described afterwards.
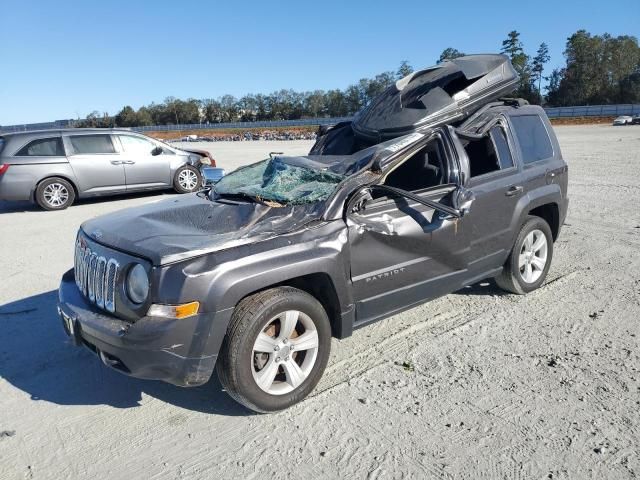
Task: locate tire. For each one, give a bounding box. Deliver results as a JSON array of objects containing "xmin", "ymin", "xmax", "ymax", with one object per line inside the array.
[
  {"xmin": 216, "ymin": 287, "xmax": 332, "ymax": 413},
  {"xmin": 35, "ymin": 177, "xmax": 76, "ymax": 210},
  {"xmin": 495, "ymin": 215, "xmax": 553, "ymax": 295},
  {"xmin": 173, "ymin": 165, "xmax": 202, "ymax": 193}
]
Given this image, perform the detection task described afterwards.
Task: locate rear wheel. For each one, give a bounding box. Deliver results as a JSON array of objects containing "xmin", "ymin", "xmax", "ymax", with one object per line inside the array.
[
  {"xmin": 35, "ymin": 177, "xmax": 75, "ymax": 210},
  {"xmin": 216, "ymin": 287, "xmax": 331, "ymax": 413},
  {"xmin": 173, "ymin": 165, "xmax": 202, "ymax": 193},
  {"xmin": 495, "ymin": 216, "xmax": 553, "ymax": 294}
]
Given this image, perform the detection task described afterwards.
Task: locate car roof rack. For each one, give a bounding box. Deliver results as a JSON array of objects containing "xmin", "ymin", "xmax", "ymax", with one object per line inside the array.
[{"xmin": 498, "ymin": 97, "xmax": 529, "ymax": 108}]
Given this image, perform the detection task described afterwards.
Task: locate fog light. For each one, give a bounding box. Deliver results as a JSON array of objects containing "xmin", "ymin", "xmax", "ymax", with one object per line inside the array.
[{"xmin": 147, "ymin": 301, "xmax": 200, "ymax": 319}]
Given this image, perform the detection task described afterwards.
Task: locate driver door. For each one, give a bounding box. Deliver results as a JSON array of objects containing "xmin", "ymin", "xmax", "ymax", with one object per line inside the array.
[{"xmin": 347, "ymin": 136, "xmax": 472, "ymax": 326}]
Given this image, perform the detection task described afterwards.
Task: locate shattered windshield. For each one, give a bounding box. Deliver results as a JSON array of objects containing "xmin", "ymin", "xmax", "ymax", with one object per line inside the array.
[{"xmin": 213, "ymin": 157, "xmax": 345, "ymax": 205}]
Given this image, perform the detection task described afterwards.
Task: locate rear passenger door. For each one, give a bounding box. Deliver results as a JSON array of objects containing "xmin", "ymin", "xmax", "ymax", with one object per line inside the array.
[
  {"xmin": 507, "ymin": 114, "xmax": 560, "ymax": 196},
  {"xmin": 64, "ymin": 134, "xmax": 126, "ymax": 194},
  {"xmin": 460, "ymin": 124, "xmax": 523, "ymax": 269},
  {"xmin": 115, "ymin": 134, "xmax": 172, "ymax": 189}
]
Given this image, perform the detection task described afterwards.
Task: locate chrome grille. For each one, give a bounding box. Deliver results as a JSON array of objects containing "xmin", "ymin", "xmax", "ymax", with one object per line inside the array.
[{"xmin": 74, "ymin": 237, "xmax": 119, "ymax": 313}]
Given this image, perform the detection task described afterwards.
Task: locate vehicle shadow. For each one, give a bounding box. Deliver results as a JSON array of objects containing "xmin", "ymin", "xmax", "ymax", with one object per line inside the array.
[
  {"xmin": 0, "ymin": 191, "xmax": 175, "ymax": 214},
  {"xmin": 454, "ymin": 279, "xmax": 509, "ymax": 296},
  {"xmin": 0, "ymin": 290, "xmax": 251, "ymax": 416}
]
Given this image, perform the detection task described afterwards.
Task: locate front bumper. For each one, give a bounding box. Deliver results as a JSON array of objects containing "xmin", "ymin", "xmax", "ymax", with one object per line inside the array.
[{"xmin": 58, "ymin": 269, "xmax": 218, "ymax": 387}]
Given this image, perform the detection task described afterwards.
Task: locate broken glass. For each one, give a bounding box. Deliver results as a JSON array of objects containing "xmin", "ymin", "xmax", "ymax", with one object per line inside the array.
[{"xmin": 213, "ymin": 157, "xmax": 345, "ymax": 205}]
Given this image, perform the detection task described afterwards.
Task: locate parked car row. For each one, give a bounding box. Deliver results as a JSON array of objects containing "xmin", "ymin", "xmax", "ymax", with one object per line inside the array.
[
  {"xmin": 167, "ymin": 130, "xmax": 317, "ymax": 143},
  {"xmin": 0, "ymin": 129, "xmax": 223, "ymax": 210}
]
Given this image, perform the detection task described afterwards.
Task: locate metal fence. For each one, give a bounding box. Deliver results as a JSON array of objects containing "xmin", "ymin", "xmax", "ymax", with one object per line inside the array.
[
  {"xmin": 2, "ymin": 105, "xmax": 640, "ymax": 134},
  {"xmin": 543, "ymin": 104, "xmax": 640, "ymax": 118}
]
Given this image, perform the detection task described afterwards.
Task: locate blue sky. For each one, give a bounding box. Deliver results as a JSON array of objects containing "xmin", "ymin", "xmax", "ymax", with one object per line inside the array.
[{"xmin": 0, "ymin": 0, "xmax": 638, "ymax": 125}]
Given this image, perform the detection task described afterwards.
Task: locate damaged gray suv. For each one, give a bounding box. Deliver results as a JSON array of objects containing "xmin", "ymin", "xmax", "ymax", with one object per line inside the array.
[{"xmin": 58, "ymin": 55, "xmax": 568, "ymax": 412}]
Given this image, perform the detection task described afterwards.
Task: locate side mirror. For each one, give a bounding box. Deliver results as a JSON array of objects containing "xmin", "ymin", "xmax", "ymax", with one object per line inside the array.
[
  {"xmin": 452, "ymin": 187, "xmax": 475, "ymax": 217},
  {"xmin": 202, "ymin": 167, "xmax": 226, "ymax": 186},
  {"xmin": 151, "ymin": 146, "xmax": 163, "ymax": 156}
]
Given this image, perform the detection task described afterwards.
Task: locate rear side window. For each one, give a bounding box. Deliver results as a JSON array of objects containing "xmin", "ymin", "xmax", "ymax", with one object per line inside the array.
[
  {"xmin": 69, "ymin": 135, "xmax": 116, "ymax": 154},
  {"xmin": 510, "ymin": 115, "xmax": 553, "ymax": 163},
  {"xmin": 16, "ymin": 137, "xmax": 65, "ymax": 156},
  {"xmin": 0, "ymin": 137, "xmax": 5, "ymax": 154}
]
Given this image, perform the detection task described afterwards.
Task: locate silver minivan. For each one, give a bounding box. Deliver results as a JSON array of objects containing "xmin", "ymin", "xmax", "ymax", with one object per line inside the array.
[{"xmin": 0, "ymin": 129, "xmax": 216, "ymax": 210}]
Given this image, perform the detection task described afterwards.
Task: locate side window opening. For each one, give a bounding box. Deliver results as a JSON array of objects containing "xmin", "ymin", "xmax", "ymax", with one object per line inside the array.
[
  {"xmin": 383, "ymin": 138, "xmax": 447, "ymax": 192},
  {"xmin": 464, "ymin": 126, "xmax": 513, "ymax": 178},
  {"xmin": 119, "ymin": 135, "xmax": 156, "ymax": 155},
  {"xmin": 16, "ymin": 137, "xmax": 65, "ymax": 157},
  {"xmin": 68, "ymin": 135, "xmax": 116, "ymax": 155}
]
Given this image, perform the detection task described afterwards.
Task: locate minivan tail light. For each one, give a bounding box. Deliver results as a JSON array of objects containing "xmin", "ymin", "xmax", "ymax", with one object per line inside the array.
[{"xmin": 0, "ymin": 164, "xmax": 9, "ymax": 175}]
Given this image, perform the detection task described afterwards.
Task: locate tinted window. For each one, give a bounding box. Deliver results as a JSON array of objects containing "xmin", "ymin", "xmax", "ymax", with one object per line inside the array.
[
  {"xmin": 0, "ymin": 137, "xmax": 5, "ymax": 154},
  {"xmin": 69, "ymin": 135, "xmax": 115, "ymax": 154},
  {"xmin": 16, "ymin": 137, "xmax": 65, "ymax": 156},
  {"xmin": 119, "ymin": 135, "xmax": 156, "ymax": 155},
  {"xmin": 491, "ymin": 126, "xmax": 514, "ymax": 169},
  {"xmin": 510, "ymin": 115, "xmax": 553, "ymax": 163}
]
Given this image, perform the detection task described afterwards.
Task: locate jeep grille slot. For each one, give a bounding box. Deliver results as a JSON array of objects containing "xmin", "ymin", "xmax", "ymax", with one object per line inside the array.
[{"xmin": 74, "ymin": 238, "xmax": 119, "ymax": 313}]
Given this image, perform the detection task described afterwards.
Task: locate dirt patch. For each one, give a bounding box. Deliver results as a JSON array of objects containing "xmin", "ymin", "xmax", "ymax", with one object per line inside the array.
[{"xmin": 550, "ymin": 116, "xmax": 619, "ymax": 125}]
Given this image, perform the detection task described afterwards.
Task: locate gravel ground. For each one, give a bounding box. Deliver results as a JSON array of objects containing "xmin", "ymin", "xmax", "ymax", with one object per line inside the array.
[{"xmin": 1, "ymin": 126, "xmax": 639, "ymax": 479}]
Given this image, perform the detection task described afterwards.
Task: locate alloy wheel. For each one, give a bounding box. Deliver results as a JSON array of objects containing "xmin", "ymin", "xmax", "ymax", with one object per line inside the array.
[
  {"xmin": 251, "ymin": 310, "xmax": 319, "ymax": 395},
  {"xmin": 178, "ymin": 169, "xmax": 198, "ymax": 190},
  {"xmin": 43, "ymin": 183, "xmax": 69, "ymax": 207},
  {"xmin": 518, "ymin": 229, "xmax": 548, "ymax": 283}
]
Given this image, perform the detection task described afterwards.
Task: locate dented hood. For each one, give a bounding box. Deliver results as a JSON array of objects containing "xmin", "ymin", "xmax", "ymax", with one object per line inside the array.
[
  {"xmin": 81, "ymin": 194, "xmax": 323, "ymax": 265},
  {"xmin": 352, "ymin": 54, "xmax": 518, "ymax": 142}
]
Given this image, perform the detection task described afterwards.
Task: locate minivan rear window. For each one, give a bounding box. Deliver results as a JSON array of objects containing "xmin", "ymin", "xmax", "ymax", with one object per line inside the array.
[
  {"xmin": 16, "ymin": 137, "xmax": 65, "ymax": 156},
  {"xmin": 69, "ymin": 135, "xmax": 116, "ymax": 154},
  {"xmin": 510, "ymin": 115, "xmax": 553, "ymax": 164}
]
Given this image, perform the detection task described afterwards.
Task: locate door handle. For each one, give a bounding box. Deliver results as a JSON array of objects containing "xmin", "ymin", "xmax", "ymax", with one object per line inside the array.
[
  {"xmin": 505, "ymin": 185, "xmax": 523, "ymax": 197},
  {"xmin": 121, "ymin": 160, "xmax": 136, "ymax": 165},
  {"xmin": 110, "ymin": 160, "xmax": 123, "ymax": 165}
]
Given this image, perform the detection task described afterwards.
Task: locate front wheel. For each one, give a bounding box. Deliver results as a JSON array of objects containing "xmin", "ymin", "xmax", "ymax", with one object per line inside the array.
[
  {"xmin": 495, "ymin": 216, "xmax": 553, "ymax": 294},
  {"xmin": 216, "ymin": 287, "xmax": 332, "ymax": 413},
  {"xmin": 173, "ymin": 165, "xmax": 202, "ymax": 193}
]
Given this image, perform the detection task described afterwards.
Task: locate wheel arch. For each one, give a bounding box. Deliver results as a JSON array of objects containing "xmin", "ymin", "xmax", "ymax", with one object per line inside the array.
[
  {"xmin": 528, "ymin": 202, "xmax": 560, "ymax": 241},
  {"xmin": 509, "ymin": 184, "xmax": 562, "ymax": 245},
  {"xmin": 246, "ymin": 272, "xmax": 344, "ymax": 339},
  {"xmin": 32, "ymin": 174, "xmax": 79, "ymax": 202}
]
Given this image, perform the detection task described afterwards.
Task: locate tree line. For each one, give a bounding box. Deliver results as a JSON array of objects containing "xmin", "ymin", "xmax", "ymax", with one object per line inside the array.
[{"xmin": 77, "ymin": 29, "xmax": 640, "ymax": 128}]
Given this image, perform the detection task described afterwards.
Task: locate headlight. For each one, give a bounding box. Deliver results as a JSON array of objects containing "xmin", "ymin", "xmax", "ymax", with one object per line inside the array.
[{"xmin": 126, "ymin": 263, "xmax": 149, "ymax": 304}]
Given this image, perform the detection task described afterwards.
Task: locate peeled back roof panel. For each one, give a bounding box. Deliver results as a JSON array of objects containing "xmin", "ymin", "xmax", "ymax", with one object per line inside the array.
[{"xmin": 352, "ymin": 54, "xmax": 519, "ymax": 142}]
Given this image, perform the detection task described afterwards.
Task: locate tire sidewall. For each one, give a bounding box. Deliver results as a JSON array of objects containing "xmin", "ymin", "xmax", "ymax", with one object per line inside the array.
[
  {"xmin": 36, "ymin": 177, "xmax": 75, "ymax": 210},
  {"xmin": 230, "ymin": 291, "xmax": 331, "ymax": 412},
  {"xmin": 174, "ymin": 165, "xmax": 202, "ymax": 193},
  {"xmin": 510, "ymin": 217, "xmax": 553, "ymax": 293}
]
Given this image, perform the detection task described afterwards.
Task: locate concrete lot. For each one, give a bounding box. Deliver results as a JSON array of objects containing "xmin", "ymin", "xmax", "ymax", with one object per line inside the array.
[{"xmin": 1, "ymin": 126, "xmax": 639, "ymax": 479}]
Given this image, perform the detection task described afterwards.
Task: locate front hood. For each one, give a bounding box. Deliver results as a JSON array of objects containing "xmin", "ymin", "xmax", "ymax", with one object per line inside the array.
[{"xmin": 81, "ymin": 194, "xmax": 323, "ymax": 265}]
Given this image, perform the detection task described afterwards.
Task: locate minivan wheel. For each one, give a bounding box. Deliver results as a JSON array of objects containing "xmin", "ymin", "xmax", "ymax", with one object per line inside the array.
[
  {"xmin": 35, "ymin": 177, "xmax": 76, "ymax": 210},
  {"xmin": 173, "ymin": 165, "xmax": 202, "ymax": 193},
  {"xmin": 216, "ymin": 287, "xmax": 331, "ymax": 413},
  {"xmin": 495, "ymin": 215, "xmax": 553, "ymax": 294}
]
